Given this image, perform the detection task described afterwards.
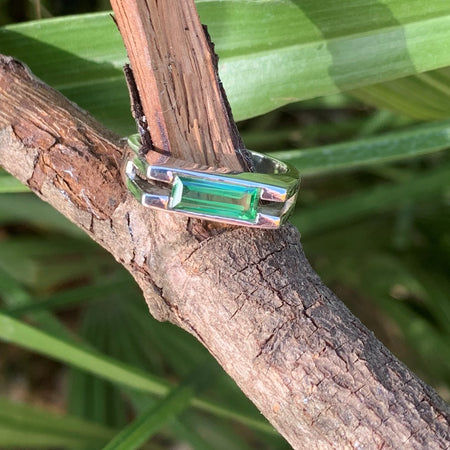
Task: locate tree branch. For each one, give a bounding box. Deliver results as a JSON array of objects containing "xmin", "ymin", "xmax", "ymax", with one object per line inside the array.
[{"xmin": 0, "ymin": 2, "xmax": 449, "ymax": 448}]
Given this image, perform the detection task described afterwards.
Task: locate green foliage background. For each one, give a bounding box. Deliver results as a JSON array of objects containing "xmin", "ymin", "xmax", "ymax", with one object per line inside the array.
[{"xmin": 0, "ymin": 1, "xmax": 449, "ymax": 448}]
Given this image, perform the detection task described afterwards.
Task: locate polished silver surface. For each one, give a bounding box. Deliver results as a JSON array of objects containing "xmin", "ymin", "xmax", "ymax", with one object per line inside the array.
[{"xmin": 125, "ymin": 135, "xmax": 300, "ymax": 228}]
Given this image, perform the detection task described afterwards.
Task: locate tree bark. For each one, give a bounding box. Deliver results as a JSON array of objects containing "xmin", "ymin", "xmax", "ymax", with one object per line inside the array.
[{"xmin": 0, "ymin": 1, "xmax": 449, "ymax": 449}]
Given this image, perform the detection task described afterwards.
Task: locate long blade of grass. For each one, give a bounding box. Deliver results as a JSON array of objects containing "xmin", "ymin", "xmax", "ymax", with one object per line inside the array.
[
  {"xmin": 0, "ymin": 312, "xmax": 274, "ymax": 434},
  {"xmin": 1, "ymin": 1, "xmax": 450, "ymax": 131},
  {"xmin": 0, "ymin": 311, "xmax": 169, "ymax": 392},
  {"xmin": 270, "ymin": 120, "xmax": 450, "ymax": 176},
  {"xmin": 0, "ymin": 269, "xmax": 81, "ymax": 340},
  {"xmin": 103, "ymin": 364, "xmax": 212, "ymax": 450},
  {"xmin": 0, "ymin": 396, "xmax": 114, "ymax": 448}
]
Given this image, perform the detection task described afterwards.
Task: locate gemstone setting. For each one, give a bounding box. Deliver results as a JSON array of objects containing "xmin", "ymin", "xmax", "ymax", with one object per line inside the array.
[
  {"xmin": 170, "ymin": 175, "xmax": 260, "ymax": 222},
  {"xmin": 125, "ymin": 135, "xmax": 301, "ymax": 228}
]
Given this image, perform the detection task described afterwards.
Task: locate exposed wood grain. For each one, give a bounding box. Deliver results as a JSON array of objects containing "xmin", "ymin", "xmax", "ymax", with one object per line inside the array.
[
  {"xmin": 0, "ymin": 1, "xmax": 449, "ymax": 447},
  {"xmin": 110, "ymin": 0, "xmax": 248, "ymax": 171}
]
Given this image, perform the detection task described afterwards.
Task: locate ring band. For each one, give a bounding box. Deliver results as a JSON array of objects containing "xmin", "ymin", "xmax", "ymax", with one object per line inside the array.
[{"xmin": 124, "ymin": 135, "xmax": 300, "ymax": 228}]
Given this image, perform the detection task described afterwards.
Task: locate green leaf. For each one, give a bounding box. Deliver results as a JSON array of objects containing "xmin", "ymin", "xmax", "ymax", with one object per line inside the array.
[
  {"xmin": 1, "ymin": 1, "xmax": 450, "ymax": 131},
  {"xmin": 270, "ymin": 120, "xmax": 450, "ymax": 175},
  {"xmin": 103, "ymin": 364, "xmax": 212, "ymax": 450},
  {"xmin": 0, "ymin": 396, "xmax": 114, "ymax": 448},
  {"xmin": 199, "ymin": 0, "xmax": 450, "ymax": 121},
  {"xmin": 293, "ymin": 163, "xmax": 450, "ymax": 236},
  {"xmin": 352, "ymin": 67, "xmax": 450, "ymax": 120},
  {"xmin": 0, "ymin": 311, "xmax": 169, "ymax": 393},
  {"xmin": 0, "ymin": 312, "xmax": 274, "ymax": 435}
]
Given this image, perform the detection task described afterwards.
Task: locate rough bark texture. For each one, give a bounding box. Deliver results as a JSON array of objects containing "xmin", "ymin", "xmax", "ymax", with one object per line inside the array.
[{"xmin": 0, "ymin": 2, "xmax": 449, "ymax": 449}]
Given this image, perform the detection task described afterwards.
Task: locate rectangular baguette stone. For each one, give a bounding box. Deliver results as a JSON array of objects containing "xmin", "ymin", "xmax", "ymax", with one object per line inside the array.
[{"xmin": 170, "ymin": 176, "xmax": 260, "ymax": 222}]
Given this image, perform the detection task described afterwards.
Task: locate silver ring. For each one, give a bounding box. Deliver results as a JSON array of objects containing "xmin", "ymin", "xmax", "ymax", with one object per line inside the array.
[{"xmin": 124, "ymin": 135, "xmax": 300, "ymax": 228}]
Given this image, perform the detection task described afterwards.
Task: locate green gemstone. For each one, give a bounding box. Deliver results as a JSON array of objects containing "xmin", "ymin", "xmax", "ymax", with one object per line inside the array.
[{"xmin": 170, "ymin": 176, "xmax": 260, "ymax": 222}]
